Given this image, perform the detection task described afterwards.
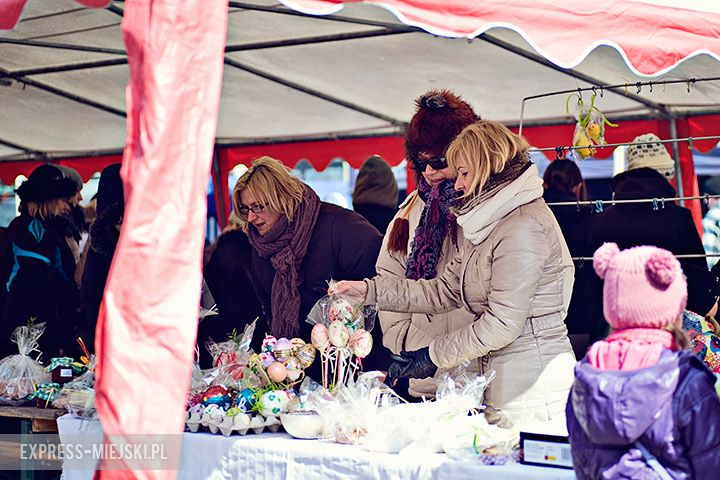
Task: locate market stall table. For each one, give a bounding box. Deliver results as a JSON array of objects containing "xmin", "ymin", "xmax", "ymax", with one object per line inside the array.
[{"xmin": 56, "ymin": 414, "xmax": 575, "ymax": 479}]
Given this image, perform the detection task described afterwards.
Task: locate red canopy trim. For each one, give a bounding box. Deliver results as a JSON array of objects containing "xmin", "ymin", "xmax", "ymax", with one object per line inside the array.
[
  {"xmin": 0, "ymin": 154, "xmax": 122, "ymax": 185},
  {"xmin": 281, "ymin": 0, "xmax": 720, "ymax": 76}
]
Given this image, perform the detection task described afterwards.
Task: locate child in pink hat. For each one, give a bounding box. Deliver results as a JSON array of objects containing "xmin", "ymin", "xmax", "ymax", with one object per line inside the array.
[{"xmin": 566, "ymin": 243, "xmax": 720, "ymax": 480}]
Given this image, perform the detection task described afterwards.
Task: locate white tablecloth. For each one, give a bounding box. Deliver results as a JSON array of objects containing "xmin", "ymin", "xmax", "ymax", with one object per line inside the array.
[{"xmin": 57, "ymin": 415, "xmax": 576, "ymax": 480}]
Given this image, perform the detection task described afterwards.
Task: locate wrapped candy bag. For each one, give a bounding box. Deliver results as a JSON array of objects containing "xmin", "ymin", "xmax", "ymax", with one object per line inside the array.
[
  {"xmin": 567, "ymin": 93, "xmax": 617, "ymax": 159},
  {"xmin": 306, "ymin": 284, "xmax": 377, "ymax": 390},
  {"xmin": 53, "ymin": 355, "xmax": 97, "ymax": 418},
  {"xmin": 205, "ymin": 319, "xmax": 256, "ymax": 381},
  {"xmin": 0, "ymin": 322, "xmax": 51, "ymax": 405}
]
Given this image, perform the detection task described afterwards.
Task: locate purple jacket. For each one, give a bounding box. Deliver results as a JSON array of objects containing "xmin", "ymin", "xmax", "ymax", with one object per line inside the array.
[{"xmin": 566, "ymin": 350, "xmax": 720, "ymax": 479}]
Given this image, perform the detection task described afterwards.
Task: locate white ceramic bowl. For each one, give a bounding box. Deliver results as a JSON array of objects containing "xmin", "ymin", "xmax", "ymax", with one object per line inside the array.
[{"xmin": 280, "ymin": 412, "xmax": 325, "ymax": 439}]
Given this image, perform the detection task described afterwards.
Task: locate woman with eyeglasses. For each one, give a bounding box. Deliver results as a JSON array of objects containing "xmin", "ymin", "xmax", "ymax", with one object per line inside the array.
[
  {"xmin": 375, "ymin": 90, "xmax": 478, "ymax": 400},
  {"xmin": 231, "ymin": 156, "xmax": 382, "ymax": 363},
  {"xmin": 332, "ymin": 120, "xmax": 577, "ymax": 429}
]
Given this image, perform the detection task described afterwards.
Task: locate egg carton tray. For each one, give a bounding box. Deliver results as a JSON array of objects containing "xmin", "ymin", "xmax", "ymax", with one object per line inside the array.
[{"xmin": 185, "ymin": 410, "xmax": 282, "ymax": 437}]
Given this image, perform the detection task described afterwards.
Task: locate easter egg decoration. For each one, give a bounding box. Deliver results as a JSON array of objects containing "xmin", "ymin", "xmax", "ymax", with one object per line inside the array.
[
  {"xmin": 311, "ymin": 323, "xmax": 330, "ymax": 351},
  {"xmin": 267, "ymin": 361, "xmax": 288, "ymax": 383},
  {"xmin": 258, "ymin": 390, "xmax": 290, "ymax": 417},
  {"xmin": 348, "ymin": 329, "xmax": 373, "ymax": 359},
  {"xmin": 201, "ymin": 386, "xmax": 232, "ymax": 410},
  {"xmin": 329, "ymin": 297, "xmax": 356, "ymax": 325},
  {"xmin": 296, "ymin": 343, "xmax": 316, "ymax": 369},
  {"xmin": 235, "ymin": 388, "xmax": 257, "ymax": 412},
  {"xmin": 273, "ymin": 337, "xmax": 294, "ymax": 363},
  {"xmin": 261, "ymin": 335, "xmax": 277, "ymax": 354},
  {"xmin": 284, "ymin": 356, "xmax": 302, "ymax": 381},
  {"xmin": 328, "ymin": 320, "xmax": 350, "ymax": 348}
]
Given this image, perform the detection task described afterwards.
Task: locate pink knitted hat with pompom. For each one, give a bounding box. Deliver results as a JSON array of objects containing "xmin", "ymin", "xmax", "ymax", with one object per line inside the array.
[{"xmin": 593, "ymin": 243, "xmax": 688, "ymax": 330}]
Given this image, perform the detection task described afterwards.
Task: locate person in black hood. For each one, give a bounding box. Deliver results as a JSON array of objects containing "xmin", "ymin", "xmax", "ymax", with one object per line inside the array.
[
  {"xmin": 352, "ymin": 155, "xmax": 399, "ymax": 234},
  {"xmin": 584, "ymin": 166, "xmax": 714, "ymax": 343},
  {"xmin": 79, "ymin": 163, "xmax": 124, "ymax": 350},
  {"xmin": 543, "ymin": 159, "xmax": 594, "ymax": 357},
  {"xmin": 0, "ymin": 164, "xmax": 81, "ymax": 359}
]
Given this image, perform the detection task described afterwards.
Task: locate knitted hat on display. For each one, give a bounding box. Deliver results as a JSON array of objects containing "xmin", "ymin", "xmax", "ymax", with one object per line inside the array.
[
  {"xmin": 352, "ymin": 155, "xmax": 399, "ymax": 209},
  {"xmin": 16, "ymin": 164, "xmax": 78, "ymax": 203},
  {"xmin": 593, "ymin": 243, "xmax": 687, "ymax": 330},
  {"xmin": 405, "ymin": 90, "xmax": 479, "ymax": 164},
  {"xmin": 626, "ymin": 133, "xmax": 675, "ymax": 180}
]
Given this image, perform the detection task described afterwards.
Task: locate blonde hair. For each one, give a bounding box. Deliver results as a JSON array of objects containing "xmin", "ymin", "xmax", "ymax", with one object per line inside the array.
[
  {"xmin": 232, "ymin": 156, "xmax": 305, "ymax": 228},
  {"xmin": 23, "ymin": 199, "xmax": 70, "ymax": 221},
  {"xmin": 446, "ymin": 120, "xmax": 530, "ymax": 198}
]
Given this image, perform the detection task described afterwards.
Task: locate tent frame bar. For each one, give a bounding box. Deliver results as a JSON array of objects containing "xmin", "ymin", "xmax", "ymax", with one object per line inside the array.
[
  {"xmin": 225, "ymin": 28, "xmax": 410, "ymax": 52},
  {"xmin": 0, "ymin": 38, "xmax": 126, "ymax": 55}
]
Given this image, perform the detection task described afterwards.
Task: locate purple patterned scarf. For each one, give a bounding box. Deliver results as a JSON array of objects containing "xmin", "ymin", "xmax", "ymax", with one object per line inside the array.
[{"xmin": 405, "ymin": 178, "xmax": 459, "ymax": 280}]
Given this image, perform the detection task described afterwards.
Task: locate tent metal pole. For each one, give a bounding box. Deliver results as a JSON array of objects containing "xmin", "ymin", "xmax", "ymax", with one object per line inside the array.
[
  {"xmin": 1, "ymin": 58, "xmax": 128, "ymax": 78},
  {"xmin": 0, "ymin": 38, "xmax": 126, "ymax": 56},
  {"xmin": 0, "ymin": 138, "xmax": 35, "ymax": 155},
  {"xmin": 668, "ymin": 114, "xmax": 685, "ymax": 205},
  {"xmin": 225, "ymin": 29, "xmax": 410, "ymax": 52},
  {"xmin": 0, "ymin": 73, "xmax": 126, "ymax": 117},
  {"xmin": 223, "ymin": 58, "xmax": 405, "ymax": 126}
]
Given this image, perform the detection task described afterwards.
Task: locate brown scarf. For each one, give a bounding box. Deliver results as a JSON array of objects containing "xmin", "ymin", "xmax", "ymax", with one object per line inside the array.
[{"xmin": 247, "ymin": 186, "xmax": 321, "ymax": 337}]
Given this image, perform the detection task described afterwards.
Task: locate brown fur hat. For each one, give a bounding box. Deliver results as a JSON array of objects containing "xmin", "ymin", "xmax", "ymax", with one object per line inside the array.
[{"xmin": 405, "ymin": 90, "xmax": 479, "ymax": 166}]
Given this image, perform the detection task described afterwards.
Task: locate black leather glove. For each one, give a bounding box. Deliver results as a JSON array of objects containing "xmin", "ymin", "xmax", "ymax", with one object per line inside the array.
[{"xmin": 385, "ymin": 346, "xmax": 437, "ymax": 386}]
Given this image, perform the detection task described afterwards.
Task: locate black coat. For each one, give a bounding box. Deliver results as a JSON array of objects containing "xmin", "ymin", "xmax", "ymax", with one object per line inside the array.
[
  {"xmin": 248, "ymin": 203, "xmax": 386, "ymax": 374},
  {"xmin": 0, "ymin": 215, "xmax": 80, "ymax": 359},
  {"xmin": 353, "ymin": 203, "xmax": 396, "ymax": 234},
  {"xmin": 584, "ymin": 168, "xmax": 714, "ymax": 342},
  {"xmin": 201, "ymin": 229, "xmax": 261, "ymax": 369},
  {"xmin": 543, "ymin": 189, "xmax": 594, "ymax": 337}
]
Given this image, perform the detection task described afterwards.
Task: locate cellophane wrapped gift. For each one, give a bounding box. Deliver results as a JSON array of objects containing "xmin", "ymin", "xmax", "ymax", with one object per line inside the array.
[
  {"xmin": 205, "ymin": 319, "xmax": 256, "ymax": 386},
  {"xmin": 360, "ymin": 363, "xmax": 495, "ymax": 455},
  {"xmin": 53, "ymin": 355, "xmax": 96, "ymax": 418},
  {"xmin": 0, "ymin": 322, "xmax": 51, "ymax": 405}
]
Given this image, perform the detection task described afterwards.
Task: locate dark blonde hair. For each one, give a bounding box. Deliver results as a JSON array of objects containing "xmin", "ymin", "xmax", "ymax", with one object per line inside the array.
[
  {"xmin": 22, "ymin": 199, "xmax": 70, "ymax": 221},
  {"xmin": 446, "ymin": 120, "xmax": 530, "ymax": 198},
  {"xmin": 232, "ymin": 156, "xmax": 304, "ymax": 229}
]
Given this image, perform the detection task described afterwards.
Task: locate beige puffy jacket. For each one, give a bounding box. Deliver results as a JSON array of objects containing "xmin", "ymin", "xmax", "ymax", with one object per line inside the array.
[
  {"xmin": 376, "ymin": 191, "xmax": 476, "ymax": 398},
  {"xmin": 367, "ymin": 170, "xmax": 576, "ymax": 428}
]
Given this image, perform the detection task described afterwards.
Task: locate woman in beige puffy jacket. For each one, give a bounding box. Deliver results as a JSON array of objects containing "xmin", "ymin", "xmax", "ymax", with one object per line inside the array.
[{"xmin": 333, "ymin": 120, "xmax": 577, "ymax": 428}]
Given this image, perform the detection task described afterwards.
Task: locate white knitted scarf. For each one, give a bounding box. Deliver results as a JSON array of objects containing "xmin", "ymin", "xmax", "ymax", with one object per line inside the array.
[{"xmin": 456, "ymin": 164, "xmax": 544, "ymax": 245}]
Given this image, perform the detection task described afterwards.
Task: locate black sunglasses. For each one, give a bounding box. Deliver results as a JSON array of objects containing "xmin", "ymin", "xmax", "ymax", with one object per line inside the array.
[
  {"xmin": 237, "ymin": 202, "xmax": 267, "ymax": 216},
  {"xmin": 411, "ymin": 156, "xmax": 448, "ymax": 171}
]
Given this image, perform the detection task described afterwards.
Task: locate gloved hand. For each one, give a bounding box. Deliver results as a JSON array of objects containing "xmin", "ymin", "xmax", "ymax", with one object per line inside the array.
[{"xmin": 384, "ymin": 346, "xmax": 437, "ymax": 386}]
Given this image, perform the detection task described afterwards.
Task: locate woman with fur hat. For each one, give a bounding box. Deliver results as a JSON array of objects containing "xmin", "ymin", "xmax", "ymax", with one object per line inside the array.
[
  {"xmin": 0, "ymin": 164, "xmax": 82, "ymax": 359},
  {"xmin": 333, "ymin": 120, "xmax": 576, "ymax": 428},
  {"xmin": 232, "ymin": 156, "xmax": 383, "ymax": 371},
  {"xmin": 374, "ymin": 90, "xmax": 477, "ymax": 399},
  {"xmin": 567, "ymin": 243, "xmax": 720, "ymax": 480}
]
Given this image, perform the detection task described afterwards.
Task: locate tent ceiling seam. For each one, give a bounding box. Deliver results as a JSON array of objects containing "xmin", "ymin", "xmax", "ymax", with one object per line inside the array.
[
  {"xmin": 223, "ymin": 57, "xmax": 406, "ymax": 126},
  {"xmin": 2, "ymin": 58, "xmax": 128, "ymax": 77},
  {"xmin": 225, "ymin": 28, "xmax": 409, "ymax": 52},
  {"xmin": 0, "ymin": 38, "xmax": 126, "ymax": 56},
  {"xmin": 0, "ymin": 138, "xmax": 34, "ymax": 155}
]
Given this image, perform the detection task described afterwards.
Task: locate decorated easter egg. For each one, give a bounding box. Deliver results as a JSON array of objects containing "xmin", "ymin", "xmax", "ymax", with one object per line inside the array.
[
  {"xmin": 258, "ymin": 390, "xmax": 290, "ymax": 416},
  {"xmin": 296, "ymin": 343, "xmax": 316, "ymax": 369},
  {"xmin": 267, "ymin": 361, "xmax": 288, "ymax": 383},
  {"xmin": 284, "ymin": 356, "xmax": 302, "ymax": 381},
  {"xmin": 311, "ymin": 323, "xmax": 330, "ymax": 351},
  {"xmin": 235, "ymin": 388, "xmax": 257, "ymax": 412},
  {"xmin": 348, "ymin": 329, "xmax": 373, "ymax": 359},
  {"xmin": 261, "ymin": 335, "xmax": 277, "ymax": 354},
  {"xmin": 328, "ymin": 320, "xmax": 349, "ymax": 348},
  {"xmin": 329, "ymin": 297, "xmax": 356, "ymax": 324},
  {"xmin": 290, "ymin": 338, "xmax": 306, "ymax": 352},
  {"xmin": 201, "ymin": 386, "xmax": 232, "ymax": 410},
  {"xmin": 273, "ymin": 337, "xmax": 294, "ymax": 363},
  {"xmin": 202, "ymin": 403, "xmax": 222, "ymax": 417},
  {"xmin": 259, "ymin": 352, "xmax": 275, "ymax": 368}
]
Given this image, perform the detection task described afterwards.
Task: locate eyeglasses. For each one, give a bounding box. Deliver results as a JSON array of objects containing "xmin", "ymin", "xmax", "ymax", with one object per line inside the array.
[
  {"xmin": 237, "ymin": 202, "xmax": 267, "ymax": 216},
  {"xmin": 411, "ymin": 156, "xmax": 448, "ymax": 171}
]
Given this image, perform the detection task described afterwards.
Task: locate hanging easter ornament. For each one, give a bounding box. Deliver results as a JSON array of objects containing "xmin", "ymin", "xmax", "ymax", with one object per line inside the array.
[
  {"xmin": 567, "ymin": 93, "xmax": 618, "ymax": 159},
  {"xmin": 289, "ymin": 338, "xmax": 306, "ymax": 352}
]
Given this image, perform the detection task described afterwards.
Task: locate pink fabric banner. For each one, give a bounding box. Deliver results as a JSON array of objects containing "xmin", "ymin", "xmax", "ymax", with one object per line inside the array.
[
  {"xmin": 93, "ymin": 0, "xmax": 227, "ymax": 478},
  {"xmin": 281, "ymin": 0, "xmax": 720, "ymax": 75}
]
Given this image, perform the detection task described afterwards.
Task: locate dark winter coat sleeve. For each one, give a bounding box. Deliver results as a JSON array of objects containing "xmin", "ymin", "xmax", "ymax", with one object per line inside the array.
[
  {"xmin": 79, "ymin": 246, "xmax": 112, "ymax": 348},
  {"xmin": 331, "ymin": 210, "xmax": 382, "ymax": 281}
]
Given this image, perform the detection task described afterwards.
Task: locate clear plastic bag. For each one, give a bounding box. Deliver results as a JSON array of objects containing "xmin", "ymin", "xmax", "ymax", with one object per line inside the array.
[
  {"xmin": 305, "ymin": 283, "xmax": 377, "ymax": 389},
  {"xmin": 0, "ymin": 322, "xmax": 51, "ymax": 405},
  {"xmin": 53, "ymin": 356, "xmax": 96, "ymax": 418},
  {"xmin": 205, "ymin": 319, "xmax": 256, "ymax": 381},
  {"xmin": 567, "ymin": 93, "xmax": 617, "ymax": 159}
]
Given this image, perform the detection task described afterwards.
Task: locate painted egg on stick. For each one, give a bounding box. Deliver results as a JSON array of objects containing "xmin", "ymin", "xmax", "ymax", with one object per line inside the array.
[
  {"xmin": 328, "ymin": 320, "xmax": 349, "ymax": 348},
  {"xmin": 311, "ymin": 323, "xmax": 330, "ymax": 351}
]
